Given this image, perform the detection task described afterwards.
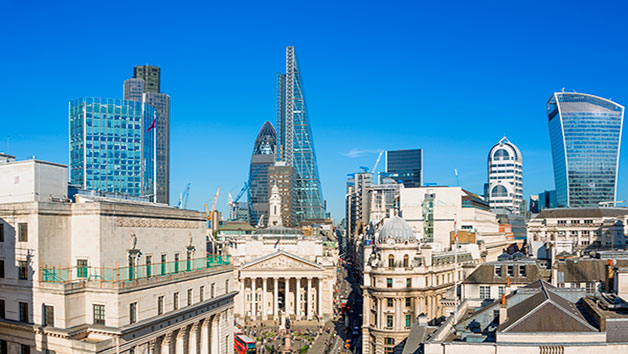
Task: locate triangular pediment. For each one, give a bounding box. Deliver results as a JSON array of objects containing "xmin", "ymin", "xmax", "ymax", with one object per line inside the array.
[{"xmin": 241, "ymin": 251, "xmax": 323, "ymax": 271}]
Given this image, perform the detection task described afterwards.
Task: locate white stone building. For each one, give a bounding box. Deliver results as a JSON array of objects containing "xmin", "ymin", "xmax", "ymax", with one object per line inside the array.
[
  {"xmin": 0, "ymin": 159, "xmax": 236, "ymax": 354},
  {"xmin": 486, "ymin": 137, "xmax": 524, "ymax": 215},
  {"xmin": 227, "ymin": 227, "xmax": 337, "ymax": 326},
  {"xmin": 361, "ymin": 217, "xmax": 480, "ymax": 354},
  {"xmin": 528, "ymin": 208, "xmax": 628, "ymax": 252}
]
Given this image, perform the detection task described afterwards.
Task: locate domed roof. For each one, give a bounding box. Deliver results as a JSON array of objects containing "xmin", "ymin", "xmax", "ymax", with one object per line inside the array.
[{"xmin": 377, "ymin": 216, "xmax": 415, "ymax": 244}]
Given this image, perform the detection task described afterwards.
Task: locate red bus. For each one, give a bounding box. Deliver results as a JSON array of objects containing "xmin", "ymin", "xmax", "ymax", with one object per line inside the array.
[{"xmin": 234, "ymin": 333, "xmax": 256, "ymax": 354}]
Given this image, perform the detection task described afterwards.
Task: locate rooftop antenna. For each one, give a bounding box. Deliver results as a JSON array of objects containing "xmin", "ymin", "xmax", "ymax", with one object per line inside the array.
[{"xmin": 454, "ymin": 168, "xmax": 460, "ymax": 187}]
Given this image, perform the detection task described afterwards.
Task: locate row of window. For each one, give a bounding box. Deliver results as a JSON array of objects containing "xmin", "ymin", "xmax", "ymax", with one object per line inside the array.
[
  {"xmin": 0, "ymin": 299, "xmax": 30, "ymax": 323},
  {"xmin": 494, "ymin": 264, "xmax": 527, "ymax": 277},
  {"xmin": 557, "ymin": 219, "xmax": 595, "ymax": 225},
  {"xmin": 0, "ymin": 260, "xmax": 29, "ymax": 280},
  {"xmin": 0, "ymin": 222, "xmax": 28, "ymax": 242},
  {"xmin": 0, "ymin": 341, "xmax": 37, "ymax": 354},
  {"xmin": 383, "ymin": 271, "xmax": 462, "ymax": 289}
]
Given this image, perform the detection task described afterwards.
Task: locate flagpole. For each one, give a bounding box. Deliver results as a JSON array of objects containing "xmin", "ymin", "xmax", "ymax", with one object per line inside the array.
[{"xmin": 454, "ymin": 212, "xmax": 459, "ymax": 324}]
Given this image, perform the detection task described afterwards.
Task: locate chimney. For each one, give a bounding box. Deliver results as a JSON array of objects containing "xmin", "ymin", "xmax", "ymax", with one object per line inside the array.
[
  {"xmin": 499, "ymin": 294, "xmax": 508, "ymax": 325},
  {"xmin": 505, "ymin": 277, "xmax": 511, "ymax": 295},
  {"xmin": 607, "ymin": 259, "xmax": 614, "ymax": 292}
]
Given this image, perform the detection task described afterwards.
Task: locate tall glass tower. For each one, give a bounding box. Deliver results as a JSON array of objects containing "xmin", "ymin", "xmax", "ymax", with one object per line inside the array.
[
  {"xmin": 248, "ymin": 121, "xmax": 277, "ymax": 226},
  {"xmin": 69, "ymin": 97, "xmax": 156, "ymax": 199},
  {"xmin": 276, "ymin": 46, "xmax": 325, "ymax": 221},
  {"xmin": 547, "ymin": 92, "xmax": 624, "ymax": 207}
]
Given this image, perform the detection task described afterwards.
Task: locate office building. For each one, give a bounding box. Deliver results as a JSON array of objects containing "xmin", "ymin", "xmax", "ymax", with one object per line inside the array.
[
  {"xmin": 133, "ymin": 64, "xmax": 161, "ymax": 93},
  {"xmin": 368, "ymin": 181, "xmax": 401, "ymax": 226},
  {"xmin": 276, "ymin": 46, "xmax": 325, "ymax": 221},
  {"xmin": 69, "ymin": 97, "xmax": 156, "ymax": 200},
  {"xmin": 268, "ymin": 162, "xmax": 297, "ymax": 227},
  {"xmin": 385, "ymin": 149, "xmax": 422, "ymax": 187},
  {"xmin": 124, "ymin": 66, "xmax": 171, "ymax": 205},
  {"xmin": 547, "ymin": 92, "xmax": 624, "ymax": 207},
  {"xmin": 529, "ymin": 189, "xmax": 557, "ymax": 213},
  {"xmin": 487, "ymin": 137, "xmax": 523, "ymax": 214},
  {"xmin": 361, "ymin": 216, "xmax": 479, "ymax": 354},
  {"xmin": 248, "ymin": 121, "xmax": 277, "ymax": 226},
  {"xmin": 0, "ymin": 158, "xmax": 235, "ymax": 354}
]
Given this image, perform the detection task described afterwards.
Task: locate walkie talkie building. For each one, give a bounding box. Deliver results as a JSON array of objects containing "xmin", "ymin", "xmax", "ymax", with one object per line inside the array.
[
  {"xmin": 547, "ymin": 92, "xmax": 624, "ymax": 207},
  {"xmin": 276, "ymin": 46, "xmax": 325, "ymax": 221}
]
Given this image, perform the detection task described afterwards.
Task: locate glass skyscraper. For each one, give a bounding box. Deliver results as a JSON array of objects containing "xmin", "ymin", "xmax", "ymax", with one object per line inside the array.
[
  {"xmin": 276, "ymin": 46, "xmax": 325, "ymax": 221},
  {"xmin": 69, "ymin": 97, "xmax": 156, "ymax": 199},
  {"xmin": 547, "ymin": 92, "xmax": 624, "ymax": 207},
  {"xmin": 248, "ymin": 121, "xmax": 277, "ymax": 225},
  {"xmin": 123, "ymin": 66, "xmax": 171, "ymax": 205},
  {"xmin": 385, "ymin": 149, "xmax": 423, "ymax": 187}
]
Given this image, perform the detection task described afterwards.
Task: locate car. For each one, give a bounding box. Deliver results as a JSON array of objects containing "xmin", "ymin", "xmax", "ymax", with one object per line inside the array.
[
  {"xmin": 345, "ymin": 339, "xmax": 352, "ymax": 349},
  {"xmin": 352, "ymin": 328, "xmax": 359, "ymax": 336}
]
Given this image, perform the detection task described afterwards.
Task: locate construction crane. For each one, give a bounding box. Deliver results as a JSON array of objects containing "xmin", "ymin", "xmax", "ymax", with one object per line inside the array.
[
  {"xmin": 177, "ymin": 183, "xmax": 191, "ymax": 209},
  {"xmin": 228, "ymin": 165, "xmax": 262, "ymax": 221},
  {"xmin": 204, "ymin": 187, "xmax": 221, "ymax": 229},
  {"xmin": 372, "ymin": 150, "xmax": 384, "ymax": 174}
]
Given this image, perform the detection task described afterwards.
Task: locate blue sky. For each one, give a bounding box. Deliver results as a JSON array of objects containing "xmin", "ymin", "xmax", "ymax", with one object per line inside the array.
[{"xmin": 1, "ymin": 1, "xmax": 627, "ymax": 221}]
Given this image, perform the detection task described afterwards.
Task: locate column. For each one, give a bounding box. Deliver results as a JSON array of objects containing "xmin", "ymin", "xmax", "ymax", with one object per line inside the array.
[
  {"xmin": 262, "ymin": 277, "xmax": 268, "ymax": 320},
  {"xmin": 396, "ymin": 298, "xmax": 402, "ymax": 329},
  {"xmin": 210, "ymin": 315, "xmax": 220, "ymax": 354},
  {"xmin": 251, "ymin": 277, "xmax": 257, "ymax": 319},
  {"xmin": 285, "ymin": 277, "xmax": 291, "ymax": 316},
  {"xmin": 296, "ymin": 277, "xmax": 301, "ymax": 319},
  {"xmin": 240, "ymin": 277, "xmax": 246, "ymax": 318},
  {"xmin": 307, "ymin": 277, "xmax": 313, "ymax": 320},
  {"xmin": 175, "ymin": 328, "xmax": 187, "ymax": 354},
  {"xmin": 188, "ymin": 323, "xmax": 199, "ymax": 354},
  {"xmin": 318, "ymin": 277, "xmax": 323, "ymax": 318},
  {"xmin": 200, "ymin": 320, "xmax": 210, "ymax": 354},
  {"xmin": 161, "ymin": 333, "xmax": 172, "ymax": 354},
  {"xmin": 148, "ymin": 340, "xmax": 157, "ymax": 354},
  {"xmin": 274, "ymin": 277, "xmax": 279, "ymax": 320},
  {"xmin": 377, "ymin": 298, "xmax": 383, "ymax": 329}
]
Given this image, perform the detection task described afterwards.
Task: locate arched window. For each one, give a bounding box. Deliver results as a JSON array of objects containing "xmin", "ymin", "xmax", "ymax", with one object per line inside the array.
[
  {"xmin": 491, "ymin": 185, "xmax": 508, "ymax": 198},
  {"xmin": 494, "ymin": 149, "xmax": 510, "ymax": 160},
  {"xmin": 388, "ymin": 255, "xmax": 395, "ymax": 268},
  {"xmin": 403, "ymin": 254, "xmax": 409, "ymax": 268}
]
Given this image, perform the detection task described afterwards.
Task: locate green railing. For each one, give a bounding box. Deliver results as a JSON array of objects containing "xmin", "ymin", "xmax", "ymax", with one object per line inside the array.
[{"xmin": 40, "ymin": 255, "xmax": 230, "ymax": 284}]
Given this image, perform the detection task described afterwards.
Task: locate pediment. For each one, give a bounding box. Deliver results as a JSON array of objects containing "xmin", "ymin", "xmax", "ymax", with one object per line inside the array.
[{"xmin": 242, "ymin": 251, "xmax": 323, "ymax": 271}]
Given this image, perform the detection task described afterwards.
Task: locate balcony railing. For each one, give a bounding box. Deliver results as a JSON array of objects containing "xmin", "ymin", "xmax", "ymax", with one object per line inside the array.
[{"xmin": 39, "ymin": 255, "xmax": 230, "ymax": 286}]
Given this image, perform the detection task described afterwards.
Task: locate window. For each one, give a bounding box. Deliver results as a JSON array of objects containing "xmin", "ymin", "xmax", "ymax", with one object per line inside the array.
[
  {"xmin": 18, "ymin": 223, "xmax": 27, "ymax": 242},
  {"xmin": 77, "ymin": 259, "xmax": 88, "ymax": 278},
  {"xmin": 586, "ymin": 282, "xmax": 596, "ymax": 295},
  {"xmin": 226, "ymin": 279, "xmax": 230, "ymax": 293},
  {"xmin": 405, "ymin": 314, "xmax": 412, "ymax": 328},
  {"xmin": 388, "ymin": 255, "xmax": 395, "ymax": 268},
  {"xmin": 584, "ymin": 220, "xmax": 593, "ymax": 224},
  {"xmin": 498, "ymin": 286, "xmax": 504, "ymax": 297},
  {"xmin": 129, "ymin": 302, "xmax": 137, "ymax": 324},
  {"xmin": 384, "ymin": 337, "xmax": 395, "ymax": 354},
  {"xmin": 160, "ymin": 254, "xmax": 167, "ymax": 275},
  {"xmin": 387, "ymin": 298, "xmax": 393, "ymax": 307},
  {"xmin": 173, "ymin": 292, "xmax": 179, "ymax": 310},
  {"xmin": 494, "ymin": 266, "xmax": 502, "ymax": 277},
  {"xmin": 405, "ymin": 298, "xmax": 411, "ymax": 307},
  {"xmin": 158, "ymin": 296, "xmax": 164, "ymax": 315},
  {"xmin": 45, "ymin": 350, "xmax": 56, "ymax": 354},
  {"xmin": 519, "ymin": 265, "xmax": 526, "ymax": 277},
  {"xmin": 507, "ymin": 265, "xmax": 514, "ymax": 277},
  {"xmin": 0, "ymin": 260, "xmax": 4, "ymax": 278},
  {"xmin": 19, "ymin": 302, "xmax": 28, "ymax": 322},
  {"xmin": 211, "ymin": 283, "xmax": 215, "ymax": 298},
  {"xmin": 18, "ymin": 260, "xmax": 28, "ymax": 280},
  {"xmin": 0, "ymin": 223, "xmax": 3, "ymax": 242},
  {"xmin": 20, "ymin": 345, "xmax": 30, "ymax": 354},
  {"xmin": 93, "ymin": 304, "xmax": 105, "ymax": 325},
  {"xmin": 1, "ymin": 340, "xmax": 6, "ymax": 354},
  {"xmin": 386, "ymin": 278, "xmax": 392, "ymax": 288},
  {"xmin": 146, "ymin": 255, "xmax": 152, "ymax": 277},
  {"xmin": 0, "ymin": 300, "xmax": 5, "ymax": 319},
  {"xmin": 403, "ymin": 254, "xmax": 409, "ymax": 268},
  {"xmin": 44, "ymin": 305, "xmax": 54, "ymax": 326},
  {"xmin": 174, "ymin": 253, "xmax": 180, "ymax": 272},
  {"xmin": 406, "ymin": 278, "xmax": 412, "ymax": 287},
  {"xmin": 200, "ymin": 286, "xmax": 205, "ymax": 302},
  {"xmin": 558, "ymin": 220, "xmax": 567, "ymax": 225},
  {"xmin": 188, "ymin": 289, "xmax": 193, "ymax": 306},
  {"xmin": 480, "ymin": 286, "xmax": 491, "ymax": 299},
  {"xmin": 386, "ymin": 315, "xmax": 393, "ymax": 328}
]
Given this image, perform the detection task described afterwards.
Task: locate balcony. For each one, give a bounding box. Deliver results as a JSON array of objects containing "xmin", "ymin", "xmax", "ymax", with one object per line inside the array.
[{"xmin": 39, "ymin": 255, "xmax": 231, "ymax": 291}]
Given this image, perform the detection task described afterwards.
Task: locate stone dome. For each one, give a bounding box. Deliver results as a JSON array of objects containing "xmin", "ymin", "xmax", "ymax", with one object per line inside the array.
[{"xmin": 377, "ymin": 216, "xmax": 415, "ymax": 244}]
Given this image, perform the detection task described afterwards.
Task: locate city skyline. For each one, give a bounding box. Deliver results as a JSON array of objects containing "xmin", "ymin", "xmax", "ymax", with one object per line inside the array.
[{"xmin": 2, "ymin": 1, "xmax": 628, "ymax": 220}]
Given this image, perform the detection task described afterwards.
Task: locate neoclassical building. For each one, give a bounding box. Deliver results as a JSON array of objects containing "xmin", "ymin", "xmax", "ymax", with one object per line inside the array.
[
  {"xmin": 361, "ymin": 217, "xmax": 479, "ymax": 354},
  {"xmin": 228, "ymin": 227, "xmax": 337, "ymax": 326},
  {"xmin": 0, "ymin": 158, "xmax": 235, "ymax": 354}
]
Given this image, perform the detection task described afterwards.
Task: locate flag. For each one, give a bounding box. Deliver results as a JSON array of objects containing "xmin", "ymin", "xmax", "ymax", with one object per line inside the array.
[{"xmin": 146, "ymin": 117, "xmax": 156, "ymax": 133}]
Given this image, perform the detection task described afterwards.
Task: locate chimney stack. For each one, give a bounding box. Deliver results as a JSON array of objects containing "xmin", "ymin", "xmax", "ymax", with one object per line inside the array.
[{"xmin": 499, "ymin": 294, "xmax": 508, "ymax": 325}]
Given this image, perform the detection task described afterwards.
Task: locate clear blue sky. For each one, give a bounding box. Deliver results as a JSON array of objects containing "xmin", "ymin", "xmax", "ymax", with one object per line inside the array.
[{"xmin": 1, "ymin": 0, "xmax": 627, "ymax": 221}]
